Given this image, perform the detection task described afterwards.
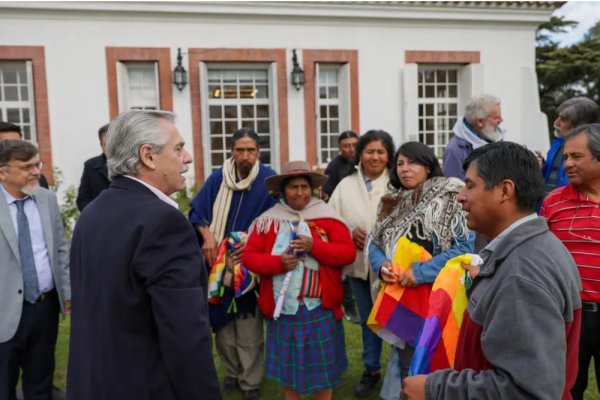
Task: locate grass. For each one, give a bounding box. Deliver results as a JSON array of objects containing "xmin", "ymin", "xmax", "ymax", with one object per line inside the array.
[{"xmin": 53, "ymin": 317, "xmax": 600, "ymax": 399}]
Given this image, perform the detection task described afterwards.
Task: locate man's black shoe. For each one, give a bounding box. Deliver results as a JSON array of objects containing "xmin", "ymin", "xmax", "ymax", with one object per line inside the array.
[
  {"xmin": 243, "ymin": 389, "xmax": 261, "ymax": 400},
  {"xmin": 222, "ymin": 376, "xmax": 238, "ymax": 395},
  {"xmin": 354, "ymin": 370, "xmax": 381, "ymax": 398}
]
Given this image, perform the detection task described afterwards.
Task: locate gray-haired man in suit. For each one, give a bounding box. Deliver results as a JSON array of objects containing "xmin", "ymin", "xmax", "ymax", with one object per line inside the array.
[{"xmin": 0, "ymin": 139, "xmax": 70, "ymax": 400}]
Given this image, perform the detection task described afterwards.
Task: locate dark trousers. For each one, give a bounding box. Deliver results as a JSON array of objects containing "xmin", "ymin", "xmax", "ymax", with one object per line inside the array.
[
  {"xmin": 571, "ymin": 307, "xmax": 600, "ymax": 400},
  {"xmin": 0, "ymin": 290, "xmax": 59, "ymax": 400}
]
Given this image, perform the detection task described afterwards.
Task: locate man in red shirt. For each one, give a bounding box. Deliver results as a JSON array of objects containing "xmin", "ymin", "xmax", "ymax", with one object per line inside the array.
[{"xmin": 540, "ymin": 123, "xmax": 600, "ymax": 400}]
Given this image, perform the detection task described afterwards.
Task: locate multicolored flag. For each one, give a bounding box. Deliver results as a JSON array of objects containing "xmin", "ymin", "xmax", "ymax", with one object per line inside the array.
[
  {"xmin": 408, "ymin": 253, "xmax": 480, "ymax": 375},
  {"xmin": 207, "ymin": 231, "xmax": 257, "ymax": 308},
  {"xmin": 367, "ymin": 237, "xmax": 433, "ymax": 348}
]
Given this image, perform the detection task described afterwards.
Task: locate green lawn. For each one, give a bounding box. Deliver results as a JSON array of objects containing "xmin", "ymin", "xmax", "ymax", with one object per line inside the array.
[{"xmin": 53, "ymin": 317, "xmax": 599, "ymax": 399}]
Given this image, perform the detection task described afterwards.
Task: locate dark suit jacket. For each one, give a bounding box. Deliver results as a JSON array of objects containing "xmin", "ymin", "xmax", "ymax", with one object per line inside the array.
[
  {"xmin": 76, "ymin": 154, "xmax": 110, "ymax": 211},
  {"xmin": 67, "ymin": 177, "xmax": 221, "ymax": 400}
]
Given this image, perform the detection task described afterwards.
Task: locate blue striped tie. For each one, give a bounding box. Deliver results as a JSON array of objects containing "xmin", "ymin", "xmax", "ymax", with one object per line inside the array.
[{"xmin": 15, "ymin": 198, "xmax": 40, "ymax": 304}]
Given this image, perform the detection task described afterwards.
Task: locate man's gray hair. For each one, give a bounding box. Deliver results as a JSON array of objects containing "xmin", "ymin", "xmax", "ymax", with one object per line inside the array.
[
  {"xmin": 106, "ymin": 110, "xmax": 175, "ymax": 179},
  {"xmin": 556, "ymin": 97, "xmax": 599, "ymax": 128},
  {"xmin": 565, "ymin": 123, "xmax": 600, "ymax": 161},
  {"xmin": 464, "ymin": 94, "xmax": 501, "ymax": 125}
]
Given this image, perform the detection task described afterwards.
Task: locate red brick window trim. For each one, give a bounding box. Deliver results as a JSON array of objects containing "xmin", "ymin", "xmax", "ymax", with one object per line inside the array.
[
  {"xmin": 405, "ymin": 51, "xmax": 480, "ymax": 64},
  {"xmin": 105, "ymin": 47, "xmax": 173, "ymax": 119},
  {"xmin": 188, "ymin": 48, "xmax": 289, "ymax": 184},
  {"xmin": 0, "ymin": 46, "xmax": 53, "ymax": 184},
  {"xmin": 302, "ymin": 50, "xmax": 359, "ymax": 167}
]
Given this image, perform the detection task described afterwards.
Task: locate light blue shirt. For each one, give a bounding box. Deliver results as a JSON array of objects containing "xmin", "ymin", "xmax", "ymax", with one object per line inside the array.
[{"xmin": 1, "ymin": 184, "xmax": 54, "ymax": 293}]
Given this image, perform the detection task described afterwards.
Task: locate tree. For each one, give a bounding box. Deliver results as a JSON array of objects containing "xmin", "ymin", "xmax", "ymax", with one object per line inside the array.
[{"xmin": 536, "ymin": 17, "xmax": 600, "ymax": 133}]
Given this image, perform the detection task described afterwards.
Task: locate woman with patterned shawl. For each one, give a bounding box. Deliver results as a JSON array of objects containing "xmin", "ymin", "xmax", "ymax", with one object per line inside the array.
[
  {"xmin": 242, "ymin": 161, "xmax": 356, "ymax": 400},
  {"xmin": 367, "ymin": 142, "xmax": 475, "ymax": 391}
]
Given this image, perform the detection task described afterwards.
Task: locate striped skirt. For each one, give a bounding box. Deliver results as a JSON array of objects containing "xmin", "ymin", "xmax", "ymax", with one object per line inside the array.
[{"xmin": 266, "ymin": 305, "xmax": 348, "ymax": 394}]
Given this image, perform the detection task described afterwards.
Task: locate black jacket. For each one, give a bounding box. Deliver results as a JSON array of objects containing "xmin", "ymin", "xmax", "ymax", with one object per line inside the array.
[
  {"xmin": 76, "ymin": 154, "xmax": 109, "ymax": 211},
  {"xmin": 68, "ymin": 177, "xmax": 221, "ymax": 400}
]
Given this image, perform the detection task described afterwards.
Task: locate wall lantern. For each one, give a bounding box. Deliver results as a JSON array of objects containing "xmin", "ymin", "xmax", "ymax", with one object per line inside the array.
[
  {"xmin": 172, "ymin": 48, "xmax": 187, "ymax": 92},
  {"xmin": 290, "ymin": 49, "xmax": 305, "ymax": 91}
]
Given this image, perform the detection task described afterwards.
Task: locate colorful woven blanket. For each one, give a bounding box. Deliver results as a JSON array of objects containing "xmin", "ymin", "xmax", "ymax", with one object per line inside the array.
[{"xmin": 207, "ymin": 231, "xmax": 257, "ymax": 308}]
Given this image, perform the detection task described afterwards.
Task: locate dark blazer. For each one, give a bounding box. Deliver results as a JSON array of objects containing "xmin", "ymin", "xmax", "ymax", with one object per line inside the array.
[
  {"xmin": 67, "ymin": 177, "xmax": 221, "ymax": 400},
  {"xmin": 76, "ymin": 154, "xmax": 110, "ymax": 211}
]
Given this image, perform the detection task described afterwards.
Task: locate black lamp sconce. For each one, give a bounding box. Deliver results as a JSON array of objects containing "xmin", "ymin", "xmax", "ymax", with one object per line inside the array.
[
  {"xmin": 291, "ymin": 49, "xmax": 305, "ymax": 91},
  {"xmin": 173, "ymin": 48, "xmax": 188, "ymax": 92}
]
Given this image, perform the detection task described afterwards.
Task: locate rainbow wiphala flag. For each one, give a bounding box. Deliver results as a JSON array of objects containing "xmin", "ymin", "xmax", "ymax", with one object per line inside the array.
[
  {"xmin": 207, "ymin": 231, "xmax": 257, "ymax": 308},
  {"xmin": 368, "ymin": 236, "xmax": 473, "ymax": 374}
]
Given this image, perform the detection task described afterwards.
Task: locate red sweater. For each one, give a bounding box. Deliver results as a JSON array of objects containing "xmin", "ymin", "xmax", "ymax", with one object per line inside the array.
[{"xmin": 242, "ymin": 218, "xmax": 356, "ymax": 320}]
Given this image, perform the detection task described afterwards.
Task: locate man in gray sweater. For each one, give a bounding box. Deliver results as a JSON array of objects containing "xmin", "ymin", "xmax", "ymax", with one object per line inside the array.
[{"xmin": 402, "ymin": 141, "xmax": 582, "ymax": 400}]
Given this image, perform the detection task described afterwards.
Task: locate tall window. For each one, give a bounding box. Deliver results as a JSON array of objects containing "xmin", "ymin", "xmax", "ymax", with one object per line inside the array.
[
  {"xmin": 117, "ymin": 62, "xmax": 159, "ymax": 111},
  {"xmin": 205, "ymin": 67, "xmax": 272, "ymax": 171},
  {"xmin": 316, "ymin": 64, "xmax": 346, "ymax": 166},
  {"xmin": 0, "ymin": 61, "xmax": 36, "ymax": 141},
  {"xmin": 417, "ymin": 66, "xmax": 459, "ymax": 158}
]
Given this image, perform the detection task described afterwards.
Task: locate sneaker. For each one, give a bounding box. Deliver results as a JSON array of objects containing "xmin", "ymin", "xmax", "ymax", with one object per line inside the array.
[
  {"xmin": 222, "ymin": 377, "xmax": 238, "ymax": 395},
  {"xmin": 354, "ymin": 370, "xmax": 381, "ymax": 398},
  {"xmin": 243, "ymin": 389, "xmax": 261, "ymax": 400}
]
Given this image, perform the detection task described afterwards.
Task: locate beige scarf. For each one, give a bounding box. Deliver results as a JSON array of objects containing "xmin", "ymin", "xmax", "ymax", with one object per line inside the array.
[
  {"xmin": 249, "ymin": 198, "xmax": 348, "ymax": 235},
  {"xmin": 210, "ymin": 157, "xmax": 260, "ymax": 242}
]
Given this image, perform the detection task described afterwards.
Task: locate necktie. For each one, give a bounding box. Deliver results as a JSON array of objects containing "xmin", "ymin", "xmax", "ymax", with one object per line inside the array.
[{"xmin": 15, "ymin": 198, "xmax": 40, "ymax": 303}]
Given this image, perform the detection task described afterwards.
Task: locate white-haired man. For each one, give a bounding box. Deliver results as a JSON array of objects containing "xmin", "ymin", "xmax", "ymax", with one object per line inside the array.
[
  {"xmin": 67, "ymin": 110, "xmax": 221, "ymax": 400},
  {"xmin": 443, "ymin": 94, "xmax": 505, "ymax": 180}
]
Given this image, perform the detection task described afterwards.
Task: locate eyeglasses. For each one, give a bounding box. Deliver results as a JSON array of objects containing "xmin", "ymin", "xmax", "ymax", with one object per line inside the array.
[
  {"xmin": 567, "ymin": 201, "xmax": 598, "ymax": 242},
  {"xmin": 3, "ymin": 161, "xmax": 43, "ymax": 172}
]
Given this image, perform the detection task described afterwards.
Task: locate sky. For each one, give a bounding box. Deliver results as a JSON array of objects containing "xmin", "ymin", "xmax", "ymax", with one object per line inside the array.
[{"xmin": 551, "ymin": 1, "xmax": 600, "ymax": 46}]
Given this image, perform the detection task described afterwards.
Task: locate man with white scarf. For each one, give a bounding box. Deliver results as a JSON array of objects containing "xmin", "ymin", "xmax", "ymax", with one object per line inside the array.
[
  {"xmin": 443, "ymin": 94, "xmax": 505, "ymax": 181},
  {"xmin": 189, "ymin": 127, "xmax": 277, "ymax": 400}
]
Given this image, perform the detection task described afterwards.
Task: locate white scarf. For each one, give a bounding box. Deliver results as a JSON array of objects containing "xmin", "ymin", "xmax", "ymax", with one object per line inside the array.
[{"xmin": 210, "ymin": 158, "xmax": 260, "ymax": 242}]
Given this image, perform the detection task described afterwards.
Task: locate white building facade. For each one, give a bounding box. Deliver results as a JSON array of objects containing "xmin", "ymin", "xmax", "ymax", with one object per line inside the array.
[{"xmin": 0, "ymin": 1, "xmax": 554, "ymax": 192}]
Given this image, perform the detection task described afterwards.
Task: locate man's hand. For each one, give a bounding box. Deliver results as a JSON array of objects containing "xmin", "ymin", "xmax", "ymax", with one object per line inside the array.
[
  {"xmin": 462, "ymin": 262, "xmax": 480, "ymax": 279},
  {"xmin": 231, "ymin": 241, "xmax": 246, "ymax": 265},
  {"xmin": 535, "ymin": 150, "xmax": 545, "ymax": 169},
  {"xmin": 281, "ymin": 252, "xmax": 298, "ymax": 272},
  {"xmin": 291, "ymin": 234, "xmax": 313, "ymax": 254},
  {"xmin": 352, "ymin": 227, "xmax": 367, "ymax": 251},
  {"xmin": 64, "ymin": 300, "xmax": 72, "ymax": 316},
  {"xmin": 379, "ymin": 262, "xmax": 398, "ymax": 283},
  {"xmin": 198, "ymin": 226, "xmax": 218, "ymax": 265},
  {"xmin": 401, "ymin": 375, "xmax": 427, "ymax": 400}
]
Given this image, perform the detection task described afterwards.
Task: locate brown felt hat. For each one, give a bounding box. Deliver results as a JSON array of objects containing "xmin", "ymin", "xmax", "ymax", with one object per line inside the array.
[{"xmin": 264, "ymin": 160, "xmax": 328, "ymax": 193}]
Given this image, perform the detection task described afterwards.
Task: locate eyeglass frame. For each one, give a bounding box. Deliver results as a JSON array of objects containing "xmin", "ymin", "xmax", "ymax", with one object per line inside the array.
[
  {"xmin": 1, "ymin": 161, "xmax": 44, "ymax": 173},
  {"xmin": 567, "ymin": 201, "xmax": 598, "ymax": 242}
]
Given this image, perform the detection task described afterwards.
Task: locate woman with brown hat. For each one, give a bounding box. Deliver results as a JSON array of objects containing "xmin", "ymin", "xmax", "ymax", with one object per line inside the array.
[{"xmin": 242, "ymin": 161, "xmax": 356, "ymax": 400}]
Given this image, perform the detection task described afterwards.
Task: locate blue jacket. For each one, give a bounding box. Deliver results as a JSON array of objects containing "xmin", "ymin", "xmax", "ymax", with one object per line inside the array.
[
  {"xmin": 541, "ymin": 137, "xmax": 569, "ymax": 190},
  {"xmin": 368, "ymin": 230, "xmax": 475, "ymax": 284}
]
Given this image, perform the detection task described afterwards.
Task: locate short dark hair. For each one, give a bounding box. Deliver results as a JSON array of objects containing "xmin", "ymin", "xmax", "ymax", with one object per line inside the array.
[
  {"xmin": 98, "ymin": 124, "xmax": 109, "ymax": 140},
  {"xmin": 0, "ymin": 122, "xmax": 22, "ymax": 137},
  {"xmin": 0, "ymin": 139, "xmax": 38, "ymax": 165},
  {"xmin": 556, "ymin": 97, "xmax": 599, "ymax": 128},
  {"xmin": 389, "ymin": 142, "xmax": 443, "ymax": 190},
  {"xmin": 564, "ymin": 123, "xmax": 600, "ymax": 161},
  {"xmin": 463, "ymin": 141, "xmax": 544, "ymax": 212},
  {"xmin": 354, "ymin": 129, "xmax": 395, "ymax": 170},
  {"xmin": 338, "ymin": 130, "xmax": 358, "ymax": 145},
  {"xmin": 231, "ymin": 127, "xmax": 259, "ymax": 150}
]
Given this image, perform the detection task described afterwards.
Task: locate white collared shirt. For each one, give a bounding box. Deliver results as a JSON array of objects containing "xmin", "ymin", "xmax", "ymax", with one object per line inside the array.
[
  {"xmin": 1, "ymin": 184, "xmax": 55, "ymax": 293},
  {"xmin": 123, "ymin": 175, "xmax": 179, "ymax": 209}
]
